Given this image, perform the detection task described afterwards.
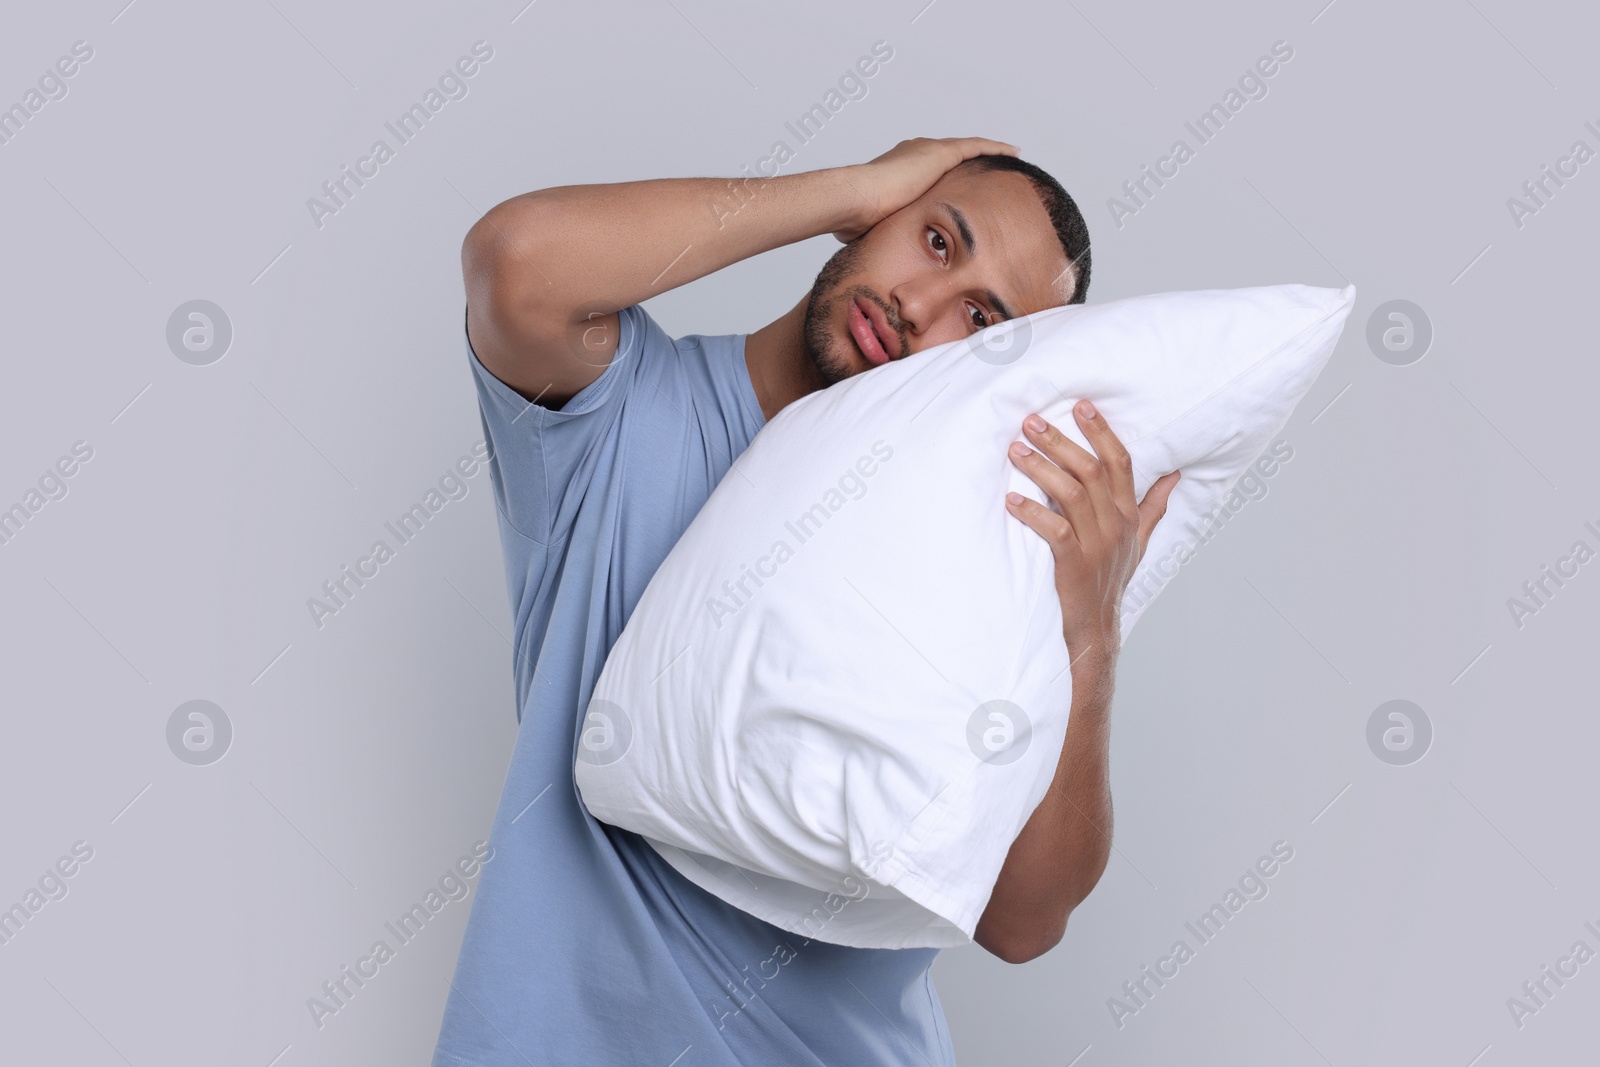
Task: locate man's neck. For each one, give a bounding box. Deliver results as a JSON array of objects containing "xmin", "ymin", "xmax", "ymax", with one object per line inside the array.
[{"xmin": 744, "ymin": 294, "xmax": 830, "ymax": 422}]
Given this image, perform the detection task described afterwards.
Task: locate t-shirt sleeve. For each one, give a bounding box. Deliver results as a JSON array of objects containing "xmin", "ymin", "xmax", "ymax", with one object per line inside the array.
[{"xmin": 464, "ymin": 303, "xmax": 653, "ymax": 545}]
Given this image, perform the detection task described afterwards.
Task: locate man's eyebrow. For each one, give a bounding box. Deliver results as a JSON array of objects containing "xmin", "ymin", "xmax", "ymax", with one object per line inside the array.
[
  {"xmin": 984, "ymin": 289, "xmax": 1017, "ymax": 322},
  {"xmin": 937, "ymin": 201, "xmax": 977, "ymax": 257},
  {"xmin": 937, "ymin": 200, "xmax": 1018, "ymax": 322}
]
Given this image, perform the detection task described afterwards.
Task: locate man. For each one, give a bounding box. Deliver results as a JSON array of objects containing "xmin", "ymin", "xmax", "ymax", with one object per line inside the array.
[{"xmin": 433, "ymin": 136, "xmax": 1178, "ymax": 1066}]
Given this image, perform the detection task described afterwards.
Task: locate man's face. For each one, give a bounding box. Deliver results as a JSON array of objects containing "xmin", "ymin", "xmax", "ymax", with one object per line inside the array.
[{"xmin": 801, "ymin": 166, "xmax": 1077, "ymax": 386}]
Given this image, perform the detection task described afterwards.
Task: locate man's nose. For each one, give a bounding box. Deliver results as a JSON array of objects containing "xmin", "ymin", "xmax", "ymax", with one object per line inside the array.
[{"xmin": 890, "ymin": 276, "xmax": 958, "ymax": 353}]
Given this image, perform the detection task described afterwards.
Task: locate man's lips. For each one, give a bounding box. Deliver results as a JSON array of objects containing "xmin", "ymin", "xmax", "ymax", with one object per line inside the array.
[{"xmin": 847, "ymin": 297, "xmax": 899, "ymax": 365}]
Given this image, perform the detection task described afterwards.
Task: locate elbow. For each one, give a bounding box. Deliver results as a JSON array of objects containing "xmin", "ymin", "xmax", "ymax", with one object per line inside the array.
[
  {"xmin": 461, "ymin": 199, "xmax": 501, "ymax": 270},
  {"xmin": 461, "ymin": 192, "xmax": 557, "ymax": 292},
  {"xmin": 461, "ymin": 204, "xmax": 515, "ymax": 288},
  {"xmin": 974, "ymin": 840, "xmax": 1108, "ymax": 964},
  {"xmin": 461, "ymin": 213, "xmax": 500, "ymax": 301},
  {"xmin": 989, "ymin": 927, "xmax": 1063, "ymax": 966},
  {"xmin": 461, "ymin": 200, "xmax": 563, "ymax": 346},
  {"xmin": 978, "ymin": 913, "xmax": 1069, "ymax": 965}
]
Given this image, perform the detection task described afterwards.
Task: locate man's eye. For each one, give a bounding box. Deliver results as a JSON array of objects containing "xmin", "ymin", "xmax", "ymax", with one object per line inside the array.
[
  {"xmin": 926, "ymin": 227, "xmax": 947, "ymax": 259},
  {"xmin": 968, "ymin": 304, "xmax": 989, "ymax": 329}
]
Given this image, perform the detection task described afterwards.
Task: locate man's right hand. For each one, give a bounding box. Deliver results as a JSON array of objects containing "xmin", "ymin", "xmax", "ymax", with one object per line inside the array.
[{"xmin": 831, "ymin": 136, "xmax": 1021, "ymax": 243}]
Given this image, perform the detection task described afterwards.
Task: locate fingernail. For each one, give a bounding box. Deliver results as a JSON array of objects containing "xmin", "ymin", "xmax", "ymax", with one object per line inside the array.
[
  {"xmin": 1006, "ymin": 491, "xmax": 1024, "ymax": 505},
  {"xmin": 1025, "ymin": 414, "xmax": 1046, "ymax": 432},
  {"xmin": 1077, "ymin": 400, "xmax": 1097, "ymax": 419},
  {"xmin": 1011, "ymin": 441, "xmax": 1032, "ymax": 456}
]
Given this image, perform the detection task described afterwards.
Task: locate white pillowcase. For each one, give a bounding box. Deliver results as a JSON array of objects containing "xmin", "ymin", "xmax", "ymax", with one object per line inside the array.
[{"xmin": 575, "ymin": 283, "xmax": 1356, "ymax": 949}]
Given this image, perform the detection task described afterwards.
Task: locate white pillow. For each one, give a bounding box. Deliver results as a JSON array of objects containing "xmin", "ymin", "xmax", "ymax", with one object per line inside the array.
[{"xmin": 575, "ymin": 283, "xmax": 1356, "ymax": 949}]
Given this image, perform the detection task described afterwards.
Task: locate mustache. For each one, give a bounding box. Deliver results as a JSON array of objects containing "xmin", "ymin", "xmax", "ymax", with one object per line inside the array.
[
  {"xmin": 839, "ymin": 285, "xmax": 904, "ymax": 343},
  {"xmin": 803, "ymin": 240, "xmax": 907, "ymax": 383}
]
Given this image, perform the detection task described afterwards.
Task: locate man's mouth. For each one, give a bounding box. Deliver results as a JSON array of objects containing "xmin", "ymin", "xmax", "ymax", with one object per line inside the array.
[{"xmin": 847, "ymin": 297, "xmax": 899, "ymax": 365}]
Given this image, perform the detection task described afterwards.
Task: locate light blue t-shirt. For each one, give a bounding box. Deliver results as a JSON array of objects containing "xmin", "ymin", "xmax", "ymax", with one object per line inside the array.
[{"xmin": 432, "ymin": 304, "xmax": 956, "ymax": 1067}]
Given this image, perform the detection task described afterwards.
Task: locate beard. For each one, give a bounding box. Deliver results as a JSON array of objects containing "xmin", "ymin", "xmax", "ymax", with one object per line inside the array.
[{"xmin": 800, "ymin": 238, "xmax": 896, "ymax": 388}]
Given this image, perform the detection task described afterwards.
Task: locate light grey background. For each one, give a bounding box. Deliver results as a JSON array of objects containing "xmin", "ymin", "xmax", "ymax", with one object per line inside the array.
[{"xmin": 1, "ymin": 0, "xmax": 1594, "ymax": 1064}]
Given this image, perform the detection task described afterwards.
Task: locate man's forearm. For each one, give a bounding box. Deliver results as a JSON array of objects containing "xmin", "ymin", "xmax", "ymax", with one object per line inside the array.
[
  {"xmin": 973, "ymin": 642, "xmax": 1116, "ymax": 964},
  {"xmin": 461, "ymin": 137, "xmax": 1020, "ymax": 404},
  {"xmin": 470, "ymin": 169, "xmax": 867, "ymax": 318}
]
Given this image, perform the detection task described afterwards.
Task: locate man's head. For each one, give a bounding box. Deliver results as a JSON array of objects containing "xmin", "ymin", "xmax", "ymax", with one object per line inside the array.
[{"xmin": 801, "ymin": 155, "xmax": 1091, "ymax": 386}]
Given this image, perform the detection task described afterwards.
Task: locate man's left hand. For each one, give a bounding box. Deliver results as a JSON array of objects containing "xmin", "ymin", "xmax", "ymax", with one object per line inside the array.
[{"xmin": 1005, "ymin": 399, "xmax": 1180, "ymax": 661}]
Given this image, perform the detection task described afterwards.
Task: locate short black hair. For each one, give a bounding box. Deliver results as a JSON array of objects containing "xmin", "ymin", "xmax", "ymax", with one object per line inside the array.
[{"xmin": 956, "ymin": 155, "xmax": 1092, "ymax": 305}]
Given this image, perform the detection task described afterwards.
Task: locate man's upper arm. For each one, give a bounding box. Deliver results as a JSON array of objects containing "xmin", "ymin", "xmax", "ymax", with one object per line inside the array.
[
  {"xmin": 464, "ymin": 298, "xmax": 657, "ymax": 548},
  {"xmin": 461, "ymin": 209, "xmax": 621, "ymax": 408}
]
